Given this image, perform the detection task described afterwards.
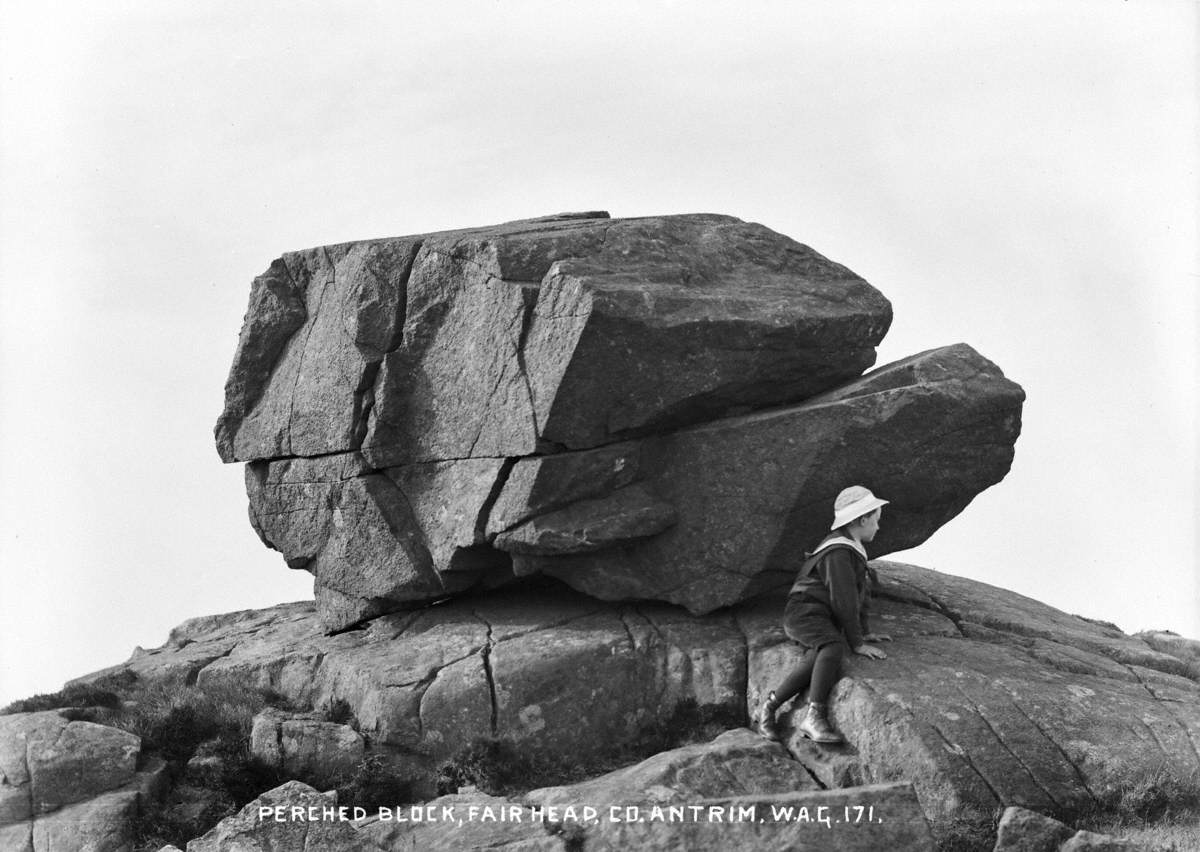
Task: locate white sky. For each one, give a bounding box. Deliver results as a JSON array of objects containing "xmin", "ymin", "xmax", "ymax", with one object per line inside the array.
[{"xmin": 1, "ymin": 0, "xmax": 1196, "ymax": 707}]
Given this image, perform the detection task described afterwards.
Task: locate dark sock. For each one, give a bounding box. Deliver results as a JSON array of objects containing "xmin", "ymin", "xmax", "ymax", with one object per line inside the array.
[
  {"xmin": 809, "ymin": 643, "xmax": 844, "ymax": 703},
  {"xmin": 771, "ymin": 648, "xmax": 817, "ymax": 706}
]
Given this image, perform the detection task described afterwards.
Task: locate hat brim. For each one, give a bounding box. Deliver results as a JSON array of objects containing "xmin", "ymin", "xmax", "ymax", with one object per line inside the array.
[{"xmin": 830, "ymin": 497, "xmax": 889, "ymax": 530}]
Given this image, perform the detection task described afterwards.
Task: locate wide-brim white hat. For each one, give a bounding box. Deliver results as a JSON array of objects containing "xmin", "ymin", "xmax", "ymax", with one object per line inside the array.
[{"xmin": 830, "ymin": 485, "xmax": 889, "ymax": 530}]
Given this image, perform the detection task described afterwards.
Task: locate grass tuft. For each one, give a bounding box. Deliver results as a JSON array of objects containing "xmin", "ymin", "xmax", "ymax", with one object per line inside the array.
[
  {"xmin": 2, "ymin": 683, "xmax": 124, "ymax": 715},
  {"xmin": 927, "ymin": 806, "xmax": 1001, "ymax": 852}
]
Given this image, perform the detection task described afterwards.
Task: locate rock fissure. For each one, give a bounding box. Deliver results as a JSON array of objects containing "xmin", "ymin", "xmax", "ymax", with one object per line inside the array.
[
  {"xmin": 615, "ymin": 610, "xmax": 640, "ymax": 654},
  {"xmin": 1123, "ymin": 664, "xmax": 1200, "ymax": 768},
  {"xmin": 630, "ymin": 606, "xmax": 669, "ymax": 649},
  {"xmin": 350, "ymin": 360, "xmax": 382, "ymax": 450},
  {"xmin": 247, "ymin": 447, "xmax": 370, "ymax": 468},
  {"xmin": 283, "ymin": 254, "xmax": 337, "ymax": 454},
  {"xmin": 952, "ymin": 684, "xmax": 1066, "ymax": 811},
  {"xmin": 1158, "ymin": 702, "xmax": 1200, "ymax": 769},
  {"xmin": 1006, "ymin": 699, "xmax": 1099, "ymax": 803},
  {"xmin": 513, "ymin": 290, "xmax": 540, "ymax": 439},
  {"xmin": 472, "ymin": 610, "xmax": 499, "ymax": 737},
  {"xmin": 377, "ymin": 237, "xmax": 422, "ymax": 355},
  {"xmin": 921, "ymin": 592, "xmax": 966, "ymax": 633},
  {"xmin": 476, "ymin": 458, "xmax": 516, "ymax": 544},
  {"xmin": 486, "ymin": 608, "xmax": 608, "ymax": 648},
  {"xmin": 924, "ymin": 717, "xmax": 1004, "ymax": 808},
  {"xmin": 191, "ymin": 644, "xmax": 240, "ymax": 686}
]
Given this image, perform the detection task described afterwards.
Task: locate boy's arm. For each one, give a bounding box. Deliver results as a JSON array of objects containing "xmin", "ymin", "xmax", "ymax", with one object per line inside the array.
[{"xmin": 823, "ymin": 549, "xmax": 865, "ymax": 650}]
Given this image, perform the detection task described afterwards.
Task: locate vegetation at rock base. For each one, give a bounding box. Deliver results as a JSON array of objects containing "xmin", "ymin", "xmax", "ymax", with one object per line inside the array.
[
  {"xmin": 925, "ymin": 807, "xmax": 1001, "ymax": 852},
  {"xmin": 2, "ymin": 681, "xmax": 123, "ymax": 714},
  {"xmin": 921, "ymin": 764, "xmax": 1200, "ymax": 852},
  {"xmin": 4, "ymin": 673, "xmax": 409, "ymax": 851},
  {"xmin": 435, "ymin": 699, "xmax": 745, "ymax": 797},
  {"xmin": 1078, "ymin": 762, "xmax": 1200, "ymax": 851}
]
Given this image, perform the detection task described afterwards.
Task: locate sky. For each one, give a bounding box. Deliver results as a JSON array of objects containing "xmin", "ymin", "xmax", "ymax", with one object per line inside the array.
[{"xmin": 0, "ymin": 0, "xmax": 1196, "ymax": 708}]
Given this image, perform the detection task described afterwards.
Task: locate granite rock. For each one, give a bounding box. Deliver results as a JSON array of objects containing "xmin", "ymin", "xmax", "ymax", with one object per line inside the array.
[
  {"xmin": 249, "ymin": 708, "xmax": 365, "ymax": 780},
  {"xmin": 217, "ymin": 213, "xmax": 893, "ymax": 465}
]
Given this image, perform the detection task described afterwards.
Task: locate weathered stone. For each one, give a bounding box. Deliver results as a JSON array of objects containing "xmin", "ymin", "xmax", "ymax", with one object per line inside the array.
[
  {"xmin": 516, "ymin": 214, "xmax": 892, "ymax": 451},
  {"xmin": 493, "ymin": 484, "xmax": 677, "ymax": 555},
  {"xmin": 213, "ymin": 214, "xmax": 1040, "ymax": 629},
  {"xmin": 504, "ymin": 343, "xmax": 1023, "ymax": 613},
  {"xmin": 992, "ymin": 806, "xmax": 1075, "ymax": 852},
  {"xmin": 74, "ymin": 559, "xmax": 1200, "ymax": 838},
  {"xmin": 0, "ymin": 822, "xmax": 32, "ymax": 852},
  {"xmin": 186, "ymin": 781, "xmax": 371, "ymax": 852},
  {"xmin": 215, "ymin": 239, "xmax": 420, "ymax": 463},
  {"xmin": 31, "ymin": 788, "xmax": 138, "ymax": 852},
  {"xmin": 361, "ymin": 782, "xmax": 932, "ymax": 852},
  {"xmin": 217, "ymin": 213, "xmax": 892, "ymax": 466},
  {"xmin": 246, "ymin": 453, "xmax": 512, "ymax": 630},
  {"xmin": 1059, "ymin": 830, "xmax": 1150, "ymax": 851},
  {"xmin": 249, "ymin": 708, "xmax": 365, "ymax": 779},
  {"xmin": 357, "ymin": 791, "xmax": 561, "ymax": 851},
  {"xmin": 748, "ymin": 562, "xmax": 1200, "ymax": 825},
  {"xmin": 526, "ymin": 728, "xmax": 818, "ymax": 806},
  {"xmin": 0, "ymin": 711, "xmax": 140, "ymax": 820}
]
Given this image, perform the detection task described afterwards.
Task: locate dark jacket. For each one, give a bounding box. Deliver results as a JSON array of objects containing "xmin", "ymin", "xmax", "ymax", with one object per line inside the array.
[{"xmin": 788, "ymin": 538, "xmax": 874, "ymax": 649}]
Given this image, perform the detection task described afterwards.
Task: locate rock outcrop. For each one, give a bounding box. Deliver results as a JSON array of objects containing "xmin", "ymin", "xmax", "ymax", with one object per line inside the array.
[
  {"xmin": 992, "ymin": 806, "xmax": 1158, "ymax": 851},
  {"xmin": 217, "ymin": 212, "xmax": 1024, "ymax": 629},
  {"xmin": 177, "ymin": 739, "xmax": 937, "ymax": 852},
  {"xmin": 249, "ymin": 708, "xmax": 365, "ymax": 779},
  {"xmin": 0, "ymin": 710, "xmax": 166, "ymax": 852},
  {"xmin": 68, "ymin": 563, "xmax": 1200, "ymax": 843}
]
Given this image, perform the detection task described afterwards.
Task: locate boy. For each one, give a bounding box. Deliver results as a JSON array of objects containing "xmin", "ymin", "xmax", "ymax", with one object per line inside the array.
[{"xmin": 757, "ymin": 485, "xmax": 891, "ymax": 744}]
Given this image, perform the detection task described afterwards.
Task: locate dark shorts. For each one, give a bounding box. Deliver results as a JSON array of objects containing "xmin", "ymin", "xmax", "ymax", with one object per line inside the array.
[{"xmin": 783, "ymin": 594, "xmax": 845, "ymax": 650}]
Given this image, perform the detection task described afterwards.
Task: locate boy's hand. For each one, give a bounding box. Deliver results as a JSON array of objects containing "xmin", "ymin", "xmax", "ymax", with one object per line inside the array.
[
  {"xmin": 853, "ymin": 644, "xmax": 888, "ymax": 660},
  {"xmin": 863, "ymin": 632, "xmax": 892, "ymax": 643}
]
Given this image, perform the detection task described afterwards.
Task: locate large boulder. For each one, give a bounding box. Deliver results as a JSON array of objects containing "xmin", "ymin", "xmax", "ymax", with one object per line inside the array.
[
  {"xmin": 186, "ymin": 781, "xmax": 370, "ymax": 852},
  {"xmin": 245, "ymin": 342, "xmax": 1023, "ymax": 628},
  {"xmin": 194, "ymin": 586, "xmax": 747, "ymax": 763},
  {"xmin": 992, "ymin": 806, "xmax": 1158, "ymax": 852},
  {"xmin": 216, "ymin": 212, "xmax": 892, "ymax": 464},
  {"xmin": 221, "ymin": 212, "xmax": 997, "ymax": 628},
  {"xmin": 0, "ymin": 711, "xmax": 140, "ymax": 821},
  {"xmin": 30, "ymin": 789, "xmax": 139, "ymax": 852},
  {"xmin": 0, "ymin": 711, "xmax": 166, "ymax": 852},
  {"xmin": 249, "ymin": 708, "xmax": 365, "ymax": 779},
  {"xmin": 496, "ymin": 343, "xmax": 1023, "ymax": 613}
]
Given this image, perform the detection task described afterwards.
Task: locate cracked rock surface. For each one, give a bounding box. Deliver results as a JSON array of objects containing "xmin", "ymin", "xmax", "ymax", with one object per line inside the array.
[
  {"xmin": 0, "ymin": 710, "xmax": 163, "ymax": 852},
  {"xmin": 67, "ymin": 562, "xmax": 1200, "ymax": 834},
  {"xmin": 216, "ymin": 212, "xmax": 1024, "ymax": 628}
]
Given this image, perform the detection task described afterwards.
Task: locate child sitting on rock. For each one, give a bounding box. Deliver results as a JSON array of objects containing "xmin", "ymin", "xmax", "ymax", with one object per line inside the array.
[{"xmin": 757, "ymin": 485, "xmax": 892, "ymax": 744}]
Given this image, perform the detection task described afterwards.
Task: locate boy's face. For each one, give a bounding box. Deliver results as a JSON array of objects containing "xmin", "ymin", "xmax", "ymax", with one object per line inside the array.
[{"xmin": 858, "ymin": 509, "xmax": 882, "ymax": 542}]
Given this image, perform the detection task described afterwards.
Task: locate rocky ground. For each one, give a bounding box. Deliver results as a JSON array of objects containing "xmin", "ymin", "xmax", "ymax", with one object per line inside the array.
[{"xmin": 4, "ymin": 560, "xmax": 1197, "ymax": 851}]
